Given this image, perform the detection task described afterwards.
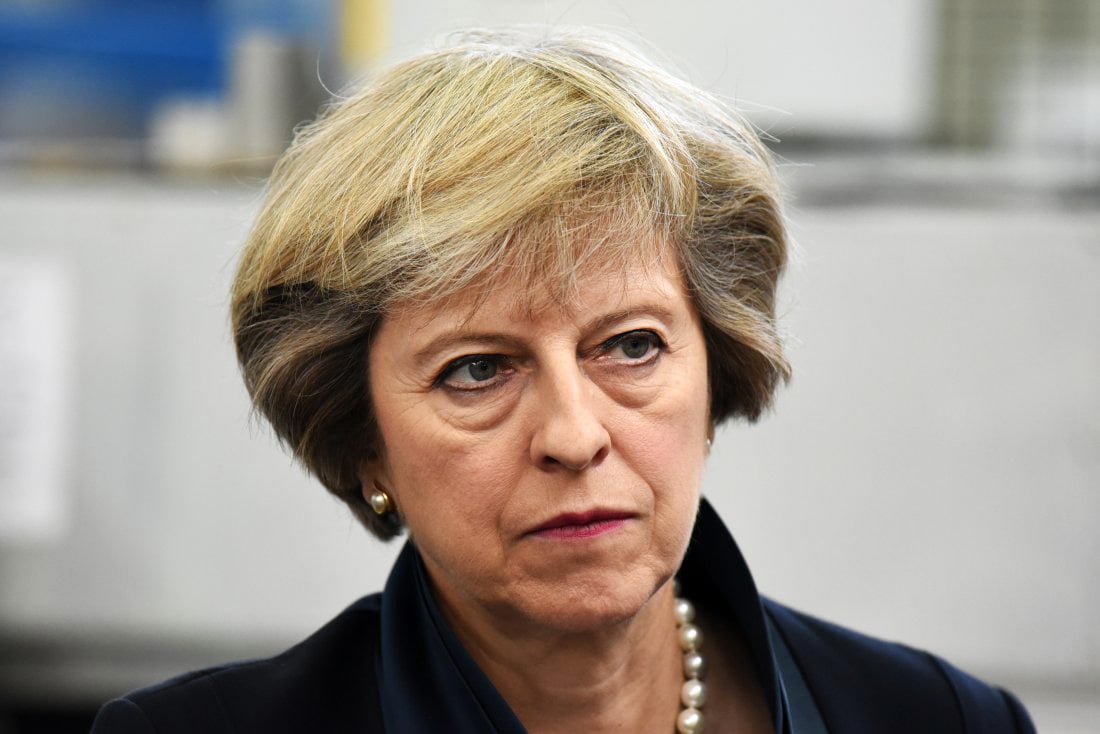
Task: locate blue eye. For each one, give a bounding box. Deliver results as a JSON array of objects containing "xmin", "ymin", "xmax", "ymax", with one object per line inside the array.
[
  {"xmin": 458, "ymin": 359, "xmax": 498, "ymax": 382},
  {"xmin": 438, "ymin": 356, "xmax": 505, "ymax": 389},
  {"xmin": 606, "ymin": 330, "xmax": 663, "ymax": 361}
]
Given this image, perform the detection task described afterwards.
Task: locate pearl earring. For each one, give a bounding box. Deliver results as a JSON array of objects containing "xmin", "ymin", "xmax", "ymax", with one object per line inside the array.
[{"xmin": 369, "ymin": 486, "xmax": 393, "ymax": 515}]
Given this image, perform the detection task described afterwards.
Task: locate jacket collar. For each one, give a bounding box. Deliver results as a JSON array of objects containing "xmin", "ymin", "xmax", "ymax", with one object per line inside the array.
[{"xmin": 378, "ymin": 497, "xmax": 791, "ymax": 732}]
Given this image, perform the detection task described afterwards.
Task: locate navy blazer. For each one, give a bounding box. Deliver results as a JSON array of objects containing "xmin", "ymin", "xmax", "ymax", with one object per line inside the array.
[{"xmin": 91, "ymin": 500, "xmax": 1035, "ymax": 733}]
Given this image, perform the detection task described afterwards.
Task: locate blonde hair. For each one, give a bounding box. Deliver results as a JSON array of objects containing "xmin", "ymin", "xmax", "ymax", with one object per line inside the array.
[{"xmin": 232, "ymin": 27, "xmax": 790, "ymax": 539}]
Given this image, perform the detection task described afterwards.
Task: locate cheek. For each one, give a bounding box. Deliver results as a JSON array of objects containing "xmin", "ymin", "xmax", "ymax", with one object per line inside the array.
[
  {"xmin": 383, "ymin": 420, "xmax": 520, "ymax": 539},
  {"xmin": 621, "ymin": 364, "xmax": 710, "ymax": 517},
  {"xmin": 637, "ymin": 427, "xmax": 706, "ymax": 519},
  {"xmin": 632, "ymin": 364, "xmax": 710, "ymax": 470},
  {"xmin": 390, "ymin": 437, "xmax": 525, "ymax": 592}
]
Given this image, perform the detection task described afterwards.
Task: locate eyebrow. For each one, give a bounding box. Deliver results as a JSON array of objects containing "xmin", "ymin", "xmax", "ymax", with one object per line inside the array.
[
  {"xmin": 583, "ymin": 304, "xmax": 677, "ymax": 337},
  {"xmin": 412, "ymin": 332, "xmax": 526, "ymax": 366},
  {"xmin": 411, "ymin": 302, "xmax": 678, "ymax": 366}
]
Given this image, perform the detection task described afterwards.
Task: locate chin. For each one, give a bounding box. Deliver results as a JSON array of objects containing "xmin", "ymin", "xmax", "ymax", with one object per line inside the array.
[{"xmin": 510, "ymin": 568, "xmax": 670, "ymax": 634}]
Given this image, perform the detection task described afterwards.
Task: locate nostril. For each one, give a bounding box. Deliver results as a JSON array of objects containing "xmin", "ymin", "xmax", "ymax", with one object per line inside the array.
[
  {"xmin": 591, "ymin": 445, "xmax": 609, "ymax": 466},
  {"xmin": 536, "ymin": 439, "xmax": 609, "ymax": 473}
]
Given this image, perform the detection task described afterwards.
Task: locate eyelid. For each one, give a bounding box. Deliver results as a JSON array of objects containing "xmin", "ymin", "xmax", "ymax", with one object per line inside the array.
[
  {"xmin": 598, "ymin": 329, "xmax": 666, "ymax": 357},
  {"xmin": 434, "ymin": 354, "xmax": 509, "ymax": 389}
]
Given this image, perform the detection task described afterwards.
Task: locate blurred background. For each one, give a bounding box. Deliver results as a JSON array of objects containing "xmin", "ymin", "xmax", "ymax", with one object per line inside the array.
[{"xmin": 0, "ymin": 0, "xmax": 1096, "ymax": 731}]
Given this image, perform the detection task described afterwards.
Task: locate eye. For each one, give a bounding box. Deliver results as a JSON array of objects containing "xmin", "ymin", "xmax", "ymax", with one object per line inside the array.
[
  {"xmin": 603, "ymin": 330, "xmax": 664, "ymax": 362},
  {"xmin": 437, "ymin": 355, "xmax": 509, "ymax": 390}
]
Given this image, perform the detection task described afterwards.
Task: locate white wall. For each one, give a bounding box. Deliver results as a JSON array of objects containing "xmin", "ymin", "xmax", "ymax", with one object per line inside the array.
[
  {"xmin": 0, "ymin": 181, "xmax": 391, "ymax": 648},
  {"xmin": 385, "ymin": 0, "xmax": 936, "ymax": 138}
]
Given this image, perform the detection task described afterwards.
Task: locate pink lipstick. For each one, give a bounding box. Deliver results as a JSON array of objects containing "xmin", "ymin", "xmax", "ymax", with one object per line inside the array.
[{"xmin": 530, "ymin": 510, "xmax": 634, "ymax": 539}]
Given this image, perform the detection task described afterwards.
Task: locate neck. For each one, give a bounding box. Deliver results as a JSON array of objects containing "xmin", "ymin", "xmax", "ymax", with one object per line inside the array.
[{"xmin": 435, "ymin": 578, "xmax": 684, "ymax": 734}]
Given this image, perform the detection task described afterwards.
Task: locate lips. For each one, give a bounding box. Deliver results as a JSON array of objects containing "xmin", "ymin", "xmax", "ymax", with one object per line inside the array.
[{"xmin": 529, "ymin": 509, "xmax": 635, "ymax": 539}]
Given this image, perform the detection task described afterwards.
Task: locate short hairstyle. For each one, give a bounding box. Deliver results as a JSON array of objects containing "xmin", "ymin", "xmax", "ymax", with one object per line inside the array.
[{"xmin": 232, "ymin": 27, "xmax": 790, "ymax": 539}]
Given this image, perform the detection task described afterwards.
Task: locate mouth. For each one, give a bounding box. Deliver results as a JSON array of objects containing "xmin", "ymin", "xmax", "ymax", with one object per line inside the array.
[{"xmin": 529, "ymin": 509, "xmax": 636, "ymax": 540}]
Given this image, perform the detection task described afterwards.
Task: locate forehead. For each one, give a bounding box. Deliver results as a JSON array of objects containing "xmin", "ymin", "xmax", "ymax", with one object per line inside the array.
[{"xmin": 386, "ymin": 236, "xmax": 686, "ymax": 331}]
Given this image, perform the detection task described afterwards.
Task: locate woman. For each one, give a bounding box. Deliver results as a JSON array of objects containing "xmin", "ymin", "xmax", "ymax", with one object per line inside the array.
[{"xmin": 93, "ymin": 28, "xmax": 1034, "ymax": 733}]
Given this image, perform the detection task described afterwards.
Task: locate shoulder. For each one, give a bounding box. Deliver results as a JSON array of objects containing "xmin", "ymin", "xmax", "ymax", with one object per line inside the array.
[
  {"xmin": 764, "ymin": 598, "xmax": 1035, "ymax": 733},
  {"xmin": 90, "ymin": 595, "xmax": 385, "ymax": 734}
]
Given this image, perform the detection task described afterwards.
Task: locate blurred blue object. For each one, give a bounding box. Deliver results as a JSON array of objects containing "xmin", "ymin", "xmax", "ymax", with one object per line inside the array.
[
  {"xmin": 0, "ymin": 0, "xmax": 330, "ymax": 142},
  {"xmin": 0, "ymin": 1, "xmax": 223, "ymax": 138}
]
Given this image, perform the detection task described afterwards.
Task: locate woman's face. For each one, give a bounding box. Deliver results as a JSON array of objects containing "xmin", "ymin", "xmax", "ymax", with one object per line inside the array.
[{"xmin": 364, "ymin": 246, "xmax": 711, "ymax": 634}]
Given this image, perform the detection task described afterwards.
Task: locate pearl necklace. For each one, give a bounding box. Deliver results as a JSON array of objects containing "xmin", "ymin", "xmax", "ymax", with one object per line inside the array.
[{"xmin": 674, "ymin": 590, "xmax": 706, "ymax": 733}]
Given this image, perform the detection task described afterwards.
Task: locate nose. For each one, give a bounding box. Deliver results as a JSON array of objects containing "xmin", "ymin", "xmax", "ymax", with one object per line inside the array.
[{"xmin": 529, "ymin": 364, "xmax": 611, "ymax": 472}]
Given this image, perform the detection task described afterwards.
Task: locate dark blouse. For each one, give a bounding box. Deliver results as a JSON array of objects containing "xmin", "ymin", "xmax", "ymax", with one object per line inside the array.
[{"xmin": 91, "ymin": 499, "xmax": 1035, "ymax": 733}]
